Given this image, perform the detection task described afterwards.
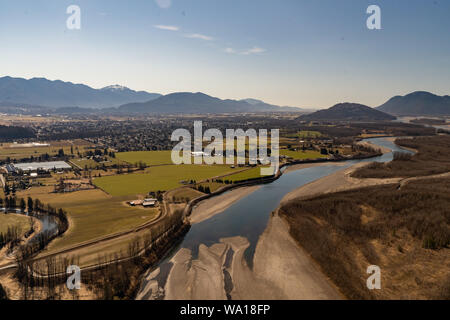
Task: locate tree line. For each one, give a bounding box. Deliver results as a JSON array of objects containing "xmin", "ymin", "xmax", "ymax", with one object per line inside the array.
[{"xmin": 13, "ymin": 207, "xmax": 189, "ymax": 300}]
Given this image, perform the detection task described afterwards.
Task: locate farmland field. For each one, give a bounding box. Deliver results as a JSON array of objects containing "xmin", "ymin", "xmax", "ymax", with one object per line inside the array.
[
  {"xmin": 116, "ymin": 150, "xmax": 173, "ymax": 166},
  {"xmin": 167, "ymin": 187, "xmax": 205, "ymax": 202},
  {"xmin": 0, "ymin": 139, "xmax": 92, "ymax": 160},
  {"xmin": 0, "ymin": 214, "xmax": 31, "ymax": 235},
  {"xmin": 117, "ymin": 149, "xmax": 266, "ymax": 166},
  {"xmin": 15, "ymin": 188, "xmax": 158, "ymax": 251},
  {"xmin": 93, "ymin": 164, "xmax": 237, "ymax": 196},
  {"xmin": 225, "ymin": 167, "xmax": 265, "ymax": 182},
  {"xmin": 279, "ymin": 149, "xmax": 327, "ymax": 160}
]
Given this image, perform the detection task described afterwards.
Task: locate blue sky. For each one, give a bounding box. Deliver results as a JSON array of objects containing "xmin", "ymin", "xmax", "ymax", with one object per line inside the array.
[{"xmin": 0, "ymin": 0, "xmax": 449, "ymax": 108}]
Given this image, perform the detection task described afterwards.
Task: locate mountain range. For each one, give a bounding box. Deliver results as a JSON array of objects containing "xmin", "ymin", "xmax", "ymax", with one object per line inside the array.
[
  {"xmin": 298, "ymin": 103, "xmax": 396, "ymax": 121},
  {"xmin": 0, "ymin": 76, "xmax": 161, "ymax": 108},
  {"xmin": 0, "ymin": 76, "xmax": 305, "ymax": 113},
  {"xmin": 0, "ymin": 76, "xmax": 448, "ymax": 116},
  {"xmin": 376, "ymin": 91, "xmax": 450, "ymax": 116},
  {"xmin": 119, "ymin": 92, "xmax": 306, "ymax": 114}
]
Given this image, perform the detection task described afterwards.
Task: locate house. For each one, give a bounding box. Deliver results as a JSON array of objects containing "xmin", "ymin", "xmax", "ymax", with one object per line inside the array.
[
  {"xmin": 130, "ymin": 200, "xmax": 143, "ymax": 206},
  {"xmin": 143, "ymin": 199, "xmax": 157, "ymax": 207},
  {"xmin": 129, "ymin": 198, "xmax": 158, "ymax": 207}
]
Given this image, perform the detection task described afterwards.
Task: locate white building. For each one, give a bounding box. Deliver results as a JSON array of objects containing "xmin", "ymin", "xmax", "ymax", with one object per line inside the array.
[{"xmin": 13, "ymin": 161, "xmax": 72, "ymax": 172}]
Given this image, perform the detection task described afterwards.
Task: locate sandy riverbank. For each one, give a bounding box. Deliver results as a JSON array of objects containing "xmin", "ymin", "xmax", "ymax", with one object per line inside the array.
[
  {"xmin": 283, "ymin": 162, "xmax": 348, "ymax": 174},
  {"xmin": 252, "ymin": 214, "xmax": 344, "ymax": 299},
  {"xmin": 139, "ymin": 219, "xmax": 344, "ymax": 300},
  {"xmin": 189, "ymin": 186, "xmax": 260, "ymax": 224},
  {"xmin": 281, "ymin": 162, "xmax": 401, "ymax": 205},
  {"xmin": 164, "ymin": 243, "xmax": 229, "ymax": 300}
]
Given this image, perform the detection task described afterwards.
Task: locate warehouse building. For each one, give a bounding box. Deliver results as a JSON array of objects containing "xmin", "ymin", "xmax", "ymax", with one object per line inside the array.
[{"xmin": 13, "ymin": 161, "xmax": 72, "ymax": 172}]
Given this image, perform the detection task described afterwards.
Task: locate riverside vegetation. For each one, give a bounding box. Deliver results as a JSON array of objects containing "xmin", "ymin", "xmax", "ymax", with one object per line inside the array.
[{"xmin": 280, "ymin": 135, "xmax": 450, "ymax": 299}]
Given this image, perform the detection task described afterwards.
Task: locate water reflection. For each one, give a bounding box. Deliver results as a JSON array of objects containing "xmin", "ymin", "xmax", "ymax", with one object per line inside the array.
[{"xmin": 138, "ymin": 137, "xmax": 413, "ymax": 294}]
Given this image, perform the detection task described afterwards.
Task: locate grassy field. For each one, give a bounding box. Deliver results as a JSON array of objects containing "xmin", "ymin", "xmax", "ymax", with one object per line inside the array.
[
  {"xmin": 0, "ymin": 213, "xmax": 31, "ymax": 235},
  {"xmin": 15, "ymin": 188, "xmax": 158, "ymax": 251},
  {"xmin": 33, "ymin": 172, "xmax": 78, "ymax": 187},
  {"xmin": 116, "ymin": 150, "xmax": 173, "ymax": 166},
  {"xmin": 280, "ymin": 149, "xmax": 327, "ymax": 160},
  {"xmin": 0, "ymin": 139, "xmax": 92, "ymax": 160},
  {"xmin": 225, "ymin": 167, "xmax": 266, "ymax": 182},
  {"xmin": 117, "ymin": 149, "xmax": 266, "ymax": 166},
  {"xmin": 93, "ymin": 164, "xmax": 237, "ymax": 196},
  {"xmin": 167, "ymin": 187, "xmax": 205, "ymax": 203},
  {"xmin": 197, "ymin": 181, "xmax": 226, "ymax": 192}
]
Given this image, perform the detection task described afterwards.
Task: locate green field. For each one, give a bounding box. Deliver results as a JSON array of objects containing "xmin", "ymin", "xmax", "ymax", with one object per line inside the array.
[
  {"xmin": 15, "ymin": 188, "xmax": 158, "ymax": 251},
  {"xmin": 280, "ymin": 149, "xmax": 327, "ymax": 160},
  {"xmin": 168, "ymin": 187, "xmax": 205, "ymax": 202},
  {"xmin": 0, "ymin": 140, "xmax": 92, "ymax": 160},
  {"xmin": 93, "ymin": 164, "xmax": 237, "ymax": 196},
  {"xmin": 116, "ymin": 150, "xmax": 173, "ymax": 166},
  {"xmin": 225, "ymin": 167, "xmax": 266, "ymax": 182},
  {"xmin": 0, "ymin": 213, "xmax": 31, "ymax": 235},
  {"xmin": 117, "ymin": 150, "xmax": 256, "ymax": 166}
]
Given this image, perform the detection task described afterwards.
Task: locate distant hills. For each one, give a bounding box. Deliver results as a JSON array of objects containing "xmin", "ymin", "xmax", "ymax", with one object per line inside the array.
[
  {"xmin": 377, "ymin": 91, "xmax": 450, "ymax": 116},
  {"xmin": 1, "ymin": 76, "xmax": 447, "ymax": 117},
  {"xmin": 298, "ymin": 103, "xmax": 396, "ymax": 121},
  {"xmin": 0, "ymin": 76, "xmax": 161, "ymax": 108},
  {"xmin": 0, "ymin": 76, "xmax": 306, "ymax": 114},
  {"xmin": 120, "ymin": 92, "xmax": 250, "ymax": 113},
  {"xmin": 239, "ymin": 98, "xmax": 315, "ymax": 113},
  {"xmin": 119, "ymin": 92, "xmax": 306, "ymax": 114}
]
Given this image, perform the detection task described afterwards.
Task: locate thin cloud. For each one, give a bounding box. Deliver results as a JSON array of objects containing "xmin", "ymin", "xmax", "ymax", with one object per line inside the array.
[
  {"xmin": 242, "ymin": 46, "xmax": 266, "ymax": 55},
  {"xmin": 155, "ymin": 0, "xmax": 172, "ymax": 9},
  {"xmin": 154, "ymin": 25, "xmax": 179, "ymax": 31},
  {"xmin": 185, "ymin": 33, "xmax": 214, "ymax": 41},
  {"xmin": 224, "ymin": 47, "xmax": 236, "ymax": 54}
]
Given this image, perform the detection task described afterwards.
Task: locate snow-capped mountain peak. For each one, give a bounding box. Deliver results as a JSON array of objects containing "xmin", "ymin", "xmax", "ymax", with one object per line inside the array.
[{"xmin": 101, "ymin": 84, "xmax": 129, "ymax": 91}]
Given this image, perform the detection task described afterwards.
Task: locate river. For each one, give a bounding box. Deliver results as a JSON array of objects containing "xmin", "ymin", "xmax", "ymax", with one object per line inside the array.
[
  {"xmin": 137, "ymin": 137, "xmax": 413, "ymax": 300},
  {"xmin": 0, "ymin": 208, "xmax": 59, "ymax": 245}
]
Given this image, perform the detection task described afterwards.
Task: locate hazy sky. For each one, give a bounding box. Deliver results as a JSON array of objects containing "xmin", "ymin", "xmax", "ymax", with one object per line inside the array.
[{"xmin": 1, "ymin": 0, "xmax": 449, "ymax": 108}]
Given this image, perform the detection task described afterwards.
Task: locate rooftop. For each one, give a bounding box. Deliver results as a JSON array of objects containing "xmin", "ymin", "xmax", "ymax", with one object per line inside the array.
[{"xmin": 13, "ymin": 161, "xmax": 72, "ymax": 171}]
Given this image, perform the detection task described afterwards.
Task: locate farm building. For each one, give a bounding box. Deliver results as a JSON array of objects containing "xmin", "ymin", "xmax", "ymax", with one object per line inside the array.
[
  {"xmin": 129, "ymin": 198, "xmax": 158, "ymax": 207},
  {"xmin": 143, "ymin": 200, "xmax": 157, "ymax": 207},
  {"xmin": 143, "ymin": 198, "xmax": 158, "ymax": 207}
]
